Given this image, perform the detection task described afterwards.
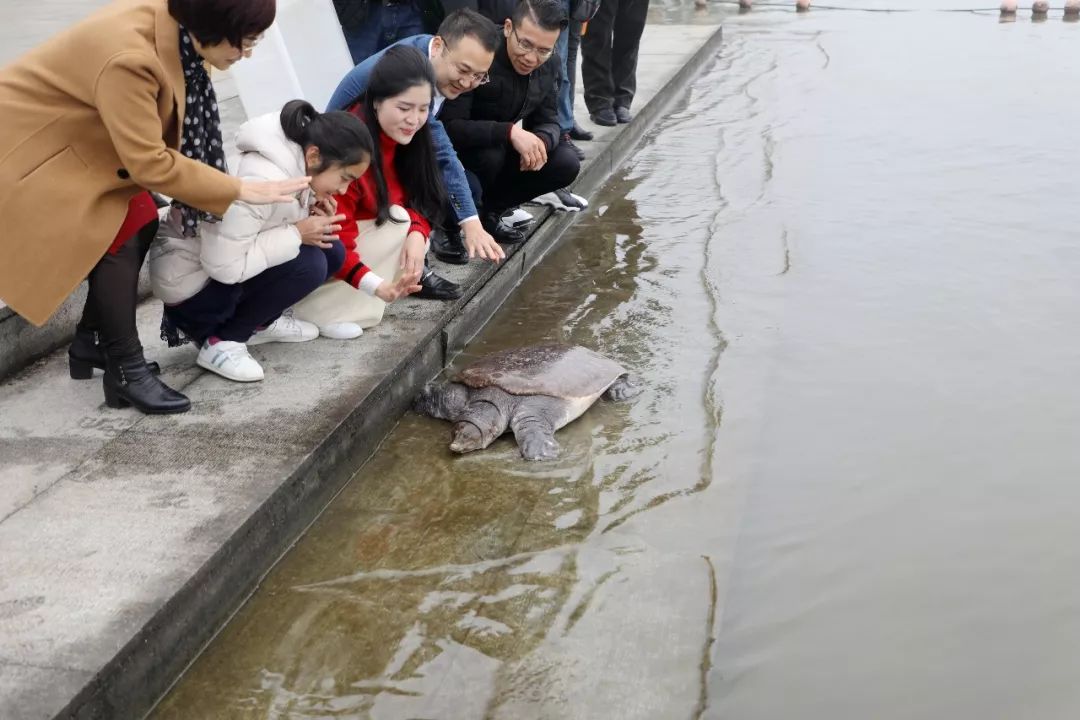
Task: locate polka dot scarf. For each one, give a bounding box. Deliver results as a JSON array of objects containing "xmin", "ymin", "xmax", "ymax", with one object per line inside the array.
[{"xmin": 174, "ymin": 27, "xmax": 228, "ymax": 237}]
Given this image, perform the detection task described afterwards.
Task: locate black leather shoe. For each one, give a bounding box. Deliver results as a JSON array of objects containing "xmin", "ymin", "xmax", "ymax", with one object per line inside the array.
[
  {"xmin": 614, "ymin": 106, "xmax": 632, "ymax": 124},
  {"xmin": 562, "ymin": 133, "xmax": 586, "ymax": 161},
  {"xmin": 590, "ymin": 108, "xmax": 617, "ymax": 126},
  {"xmin": 415, "ymin": 270, "xmax": 463, "ymax": 301},
  {"xmin": 69, "ymin": 325, "xmax": 159, "ymax": 379},
  {"xmin": 569, "ymin": 123, "xmax": 594, "ymax": 141},
  {"xmin": 431, "ymin": 227, "xmax": 470, "ymax": 265},
  {"xmin": 482, "ymin": 213, "xmax": 526, "ymax": 244},
  {"xmin": 103, "ymin": 351, "xmax": 190, "ymax": 414}
]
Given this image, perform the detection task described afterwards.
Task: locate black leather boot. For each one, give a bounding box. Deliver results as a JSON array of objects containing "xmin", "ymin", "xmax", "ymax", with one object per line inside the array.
[
  {"xmin": 69, "ymin": 326, "xmax": 160, "ymax": 379},
  {"xmin": 102, "ymin": 351, "xmax": 190, "ymax": 414},
  {"xmin": 431, "ymin": 227, "xmax": 470, "ymax": 265}
]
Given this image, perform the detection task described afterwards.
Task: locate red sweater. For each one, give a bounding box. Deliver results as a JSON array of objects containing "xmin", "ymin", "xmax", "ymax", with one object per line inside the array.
[{"xmin": 334, "ymin": 129, "xmax": 431, "ymax": 290}]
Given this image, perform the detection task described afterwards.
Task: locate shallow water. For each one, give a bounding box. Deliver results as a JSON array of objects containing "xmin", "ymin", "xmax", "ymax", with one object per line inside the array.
[{"xmin": 154, "ymin": 6, "xmax": 1080, "ymax": 719}]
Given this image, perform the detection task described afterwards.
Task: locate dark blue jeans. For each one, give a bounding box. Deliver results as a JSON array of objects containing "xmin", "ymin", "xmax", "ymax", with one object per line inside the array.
[
  {"xmin": 556, "ymin": 3, "xmax": 583, "ymax": 133},
  {"xmin": 166, "ymin": 243, "xmax": 345, "ymax": 344},
  {"xmin": 342, "ymin": 2, "xmax": 426, "ymax": 65}
]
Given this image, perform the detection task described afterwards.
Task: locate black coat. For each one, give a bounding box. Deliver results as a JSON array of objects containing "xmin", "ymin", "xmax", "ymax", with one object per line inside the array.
[
  {"xmin": 440, "ymin": 41, "xmax": 562, "ymax": 153},
  {"xmin": 440, "ymin": 0, "xmax": 516, "ymax": 24}
]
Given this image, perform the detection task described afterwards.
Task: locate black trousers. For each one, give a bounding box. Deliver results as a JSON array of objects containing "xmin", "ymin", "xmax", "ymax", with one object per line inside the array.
[
  {"xmin": 458, "ymin": 142, "xmax": 581, "ymax": 217},
  {"xmin": 165, "ymin": 242, "xmax": 345, "ymax": 345},
  {"xmin": 79, "ymin": 220, "xmax": 158, "ymax": 359},
  {"xmin": 580, "ymin": 0, "xmax": 649, "ymax": 115}
]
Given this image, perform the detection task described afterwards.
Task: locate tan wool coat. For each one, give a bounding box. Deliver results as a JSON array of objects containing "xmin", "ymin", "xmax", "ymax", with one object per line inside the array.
[{"xmin": 0, "ymin": 0, "xmax": 242, "ymax": 326}]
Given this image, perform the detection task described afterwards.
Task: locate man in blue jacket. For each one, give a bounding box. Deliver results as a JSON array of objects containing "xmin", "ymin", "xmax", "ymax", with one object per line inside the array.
[{"xmin": 327, "ymin": 9, "xmax": 503, "ymax": 300}]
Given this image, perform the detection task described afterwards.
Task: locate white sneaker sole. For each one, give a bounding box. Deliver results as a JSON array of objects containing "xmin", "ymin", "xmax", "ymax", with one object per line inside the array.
[
  {"xmin": 533, "ymin": 194, "xmax": 587, "ymax": 213},
  {"xmin": 196, "ymin": 355, "xmax": 264, "ymax": 382},
  {"xmin": 320, "ymin": 327, "xmax": 364, "ymax": 340},
  {"xmin": 246, "ymin": 333, "xmax": 317, "ymax": 346}
]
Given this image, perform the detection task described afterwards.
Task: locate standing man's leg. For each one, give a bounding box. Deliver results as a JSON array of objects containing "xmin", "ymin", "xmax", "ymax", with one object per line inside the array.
[
  {"xmin": 340, "ymin": 3, "xmax": 385, "ymax": 64},
  {"xmin": 611, "ymin": 0, "xmax": 649, "ymax": 121},
  {"xmin": 580, "ymin": 0, "xmax": 619, "ymax": 126},
  {"xmin": 556, "ymin": 0, "xmax": 586, "ymax": 163},
  {"xmin": 382, "ymin": 1, "xmax": 426, "ymax": 47},
  {"xmin": 556, "ymin": 0, "xmax": 573, "ymax": 136},
  {"xmin": 566, "ymin": 18, "xmax": 593, "ymax": 141}
]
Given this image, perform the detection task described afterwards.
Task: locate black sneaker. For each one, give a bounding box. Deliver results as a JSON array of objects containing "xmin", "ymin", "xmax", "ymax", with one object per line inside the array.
[
  {"xmin": 562, "ymin": 133, "xmax": 585, "ymax": 161},
  {"xmin": 503, "ymin": 207, "xmax": 534, "ymax": 229},
  {"xmin": 482, "ymin": 212, "xmax": 526, "ymax": 244},
  {"xmin": 614, "ymin": 106, "xmax": 632, "ymax": 124}
]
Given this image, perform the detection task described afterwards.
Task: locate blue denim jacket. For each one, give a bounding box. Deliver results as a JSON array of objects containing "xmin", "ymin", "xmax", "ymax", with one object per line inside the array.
[{"xmin": 326, "ymin": 34, "xmax": 478, "ymax": 224}]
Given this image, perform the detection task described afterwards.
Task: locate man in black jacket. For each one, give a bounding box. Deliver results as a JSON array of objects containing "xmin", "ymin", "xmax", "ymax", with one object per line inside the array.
[{"xmin": 440, "ymin": 0, "xmax": 582, "ymax": 242}]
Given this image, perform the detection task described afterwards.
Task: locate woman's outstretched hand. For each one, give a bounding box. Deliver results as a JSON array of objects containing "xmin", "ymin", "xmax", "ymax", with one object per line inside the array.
[
  {"xmin": 373, "ymin": 272, "xmax": 423, "ymax": 303},
  {"xmin": 238, "ymin": 177, "xmax": 311, "ymax": 205}
]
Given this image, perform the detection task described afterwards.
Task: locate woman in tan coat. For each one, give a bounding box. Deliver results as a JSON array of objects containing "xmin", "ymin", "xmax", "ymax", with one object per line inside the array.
[{"xmin": 0, "ymin": 0, "xmax": 309, "ymax": 414}]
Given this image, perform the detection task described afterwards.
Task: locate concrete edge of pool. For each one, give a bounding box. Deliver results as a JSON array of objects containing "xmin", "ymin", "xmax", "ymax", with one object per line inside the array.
[{"xmin": 0, "ymin": 24, "xmax": 723, "ymax": 720}]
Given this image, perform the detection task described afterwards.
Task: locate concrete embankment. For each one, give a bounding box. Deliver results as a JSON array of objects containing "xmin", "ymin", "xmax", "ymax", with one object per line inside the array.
[{"xmin": 0, "ymin": 22, "xmax": 723, "ymax": 720}]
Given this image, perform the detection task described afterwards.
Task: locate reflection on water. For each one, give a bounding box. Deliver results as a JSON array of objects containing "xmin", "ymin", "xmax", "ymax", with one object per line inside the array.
[{"xmin": 157, "ymin": 7, "xmax": 1080, "ymax": 720}]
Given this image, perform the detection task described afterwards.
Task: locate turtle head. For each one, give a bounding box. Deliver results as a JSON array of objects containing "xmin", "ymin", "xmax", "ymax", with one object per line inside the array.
[
  {"xmin": 449, "ymin": 421, "xmax": 486, "ymax": 454},
  {"xmin": 414, "ymin": 382, "xmax": 471, "ymax": 421},
  {"xmin": 412, "ymin": 384, "xmax": 440, "ymax": 416}
]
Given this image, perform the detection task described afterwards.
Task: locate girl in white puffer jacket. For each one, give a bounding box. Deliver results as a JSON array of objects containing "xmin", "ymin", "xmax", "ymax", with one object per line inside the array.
[{"xmin": 150, "ymin": 100, "xmax": 372, "ymax": 382}]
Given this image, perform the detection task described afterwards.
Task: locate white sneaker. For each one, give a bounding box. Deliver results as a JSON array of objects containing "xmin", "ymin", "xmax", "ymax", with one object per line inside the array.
[
  {"xmin": 247, "ymin": 314, "xmax": 319, "ymax": 346},
  {"xmin": 503, "ymin": 207, "xmax": 534, "ymax": 228},
  {"xmin": 320, "ymin": 322, "xmax": 364, "ymax": 340},
  {"xmin": 533, "ymin": 188, "xmax": 589, "ymax": 212},
  {"xmin": 197, "ymin": 340, "xmax": 264, "ymax": 382}
]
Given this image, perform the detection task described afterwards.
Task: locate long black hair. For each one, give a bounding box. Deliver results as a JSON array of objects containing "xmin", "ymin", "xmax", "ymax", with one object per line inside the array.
[
  {"xmin": 359, "ymin": 45, "xmax": 447, "ymax": 227},
  {"xmin": 280, "ymin": 99, "xmax": 373, "ymax": 172}
]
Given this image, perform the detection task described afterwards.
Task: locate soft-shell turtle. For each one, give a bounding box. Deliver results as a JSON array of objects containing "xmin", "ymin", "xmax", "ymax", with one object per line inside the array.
[{"xmin": 413, "ymin": 344, "xmax": 641, "ymax": 461}]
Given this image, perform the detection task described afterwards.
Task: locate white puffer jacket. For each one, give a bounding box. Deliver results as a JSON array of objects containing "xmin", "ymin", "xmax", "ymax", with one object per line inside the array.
[{"xmin": 149, "ymin": 112, "xmax": 312, "ymax": 304}]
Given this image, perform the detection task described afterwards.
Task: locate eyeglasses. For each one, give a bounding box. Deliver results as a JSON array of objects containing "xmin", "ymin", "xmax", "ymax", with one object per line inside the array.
[
  {"xmin": 455, "ymin": 64, "xmax": 490, "ymax": 85},
  {"xmin": 510, "ymin": 26, "xmax": 554, "ymax": 60},
  {"xmin": 240, "ymin": 34, "xmax": 263, "ymax": 51},
  {"xmin": 439, "ymin": 46, "xmax": 491, "ymax": 85}
]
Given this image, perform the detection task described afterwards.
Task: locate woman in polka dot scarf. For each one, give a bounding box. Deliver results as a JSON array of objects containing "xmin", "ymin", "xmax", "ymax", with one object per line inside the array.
[{"xmin": 0, "ymin": 0, "xmax": 313, "ymax": 415}]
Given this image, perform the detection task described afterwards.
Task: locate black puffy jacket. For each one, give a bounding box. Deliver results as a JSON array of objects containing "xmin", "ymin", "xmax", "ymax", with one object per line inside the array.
[{"xmin": 440, "ymin": 41, "xmax": 562, "ymax": 153}]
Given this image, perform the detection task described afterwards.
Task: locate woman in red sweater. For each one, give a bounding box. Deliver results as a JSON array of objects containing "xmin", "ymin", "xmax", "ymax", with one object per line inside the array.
[{"xmin": 294, "ymin": 45, "xmax": 447, "ymax": 338}]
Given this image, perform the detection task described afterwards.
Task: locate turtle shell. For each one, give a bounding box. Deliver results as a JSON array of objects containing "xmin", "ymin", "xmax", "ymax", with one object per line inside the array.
[{"xmin": 456, "ymin": 344, "xmax": 627, "ymax": 399}]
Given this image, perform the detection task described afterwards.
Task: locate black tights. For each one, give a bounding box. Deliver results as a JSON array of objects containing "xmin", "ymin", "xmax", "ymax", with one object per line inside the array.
[{"xmin": 79, "ymin": 220, "xmax": 158, "ymax": 359}]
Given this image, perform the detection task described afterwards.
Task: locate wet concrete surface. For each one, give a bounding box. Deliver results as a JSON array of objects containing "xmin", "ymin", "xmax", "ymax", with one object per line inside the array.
[{"xmin": 155, "ymin": 5, "xmax": 1080, "ymax": 720}]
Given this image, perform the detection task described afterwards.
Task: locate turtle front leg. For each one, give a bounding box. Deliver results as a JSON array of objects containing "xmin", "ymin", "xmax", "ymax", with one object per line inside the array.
[
  {"xmin": 510, "ymin": 398, "xmax": 565, "ymax": 461},
  {"xmin": 604, "ymin": 374, "xmax": 643, "ymax": 402},
  {"xmin": 414, "ymin": 382, "xmax": 470, "ymax": 421}
]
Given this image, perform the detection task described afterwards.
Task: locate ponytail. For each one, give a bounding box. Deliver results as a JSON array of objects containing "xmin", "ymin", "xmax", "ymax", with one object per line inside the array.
[{"xmin": 279, "ymin": 99, "xmax": 374, "ymax": 173}]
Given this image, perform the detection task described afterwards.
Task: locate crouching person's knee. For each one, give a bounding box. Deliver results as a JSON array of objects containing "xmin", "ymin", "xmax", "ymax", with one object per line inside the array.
[
  {"xmin": 551, "ymin": 144, "xmax": 582, "ymax": 189},
  {"xmin": 323, "ymin": 240, "xmax": 346, "ymax": 277},
  {"xmin": 292, "ymin": 244, "xmax": 331, "ymax": 292}
]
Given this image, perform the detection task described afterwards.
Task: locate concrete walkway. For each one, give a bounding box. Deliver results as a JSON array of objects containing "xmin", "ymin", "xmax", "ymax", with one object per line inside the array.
[{"xmin": 0, "ymin": 15, "xmax": 723, "ymax": 720}]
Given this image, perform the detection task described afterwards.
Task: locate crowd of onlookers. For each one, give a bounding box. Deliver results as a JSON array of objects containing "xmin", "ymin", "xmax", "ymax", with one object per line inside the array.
[{"xmin": 0, "ymin": 0, "xmax": 648, "ymax": 413}]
